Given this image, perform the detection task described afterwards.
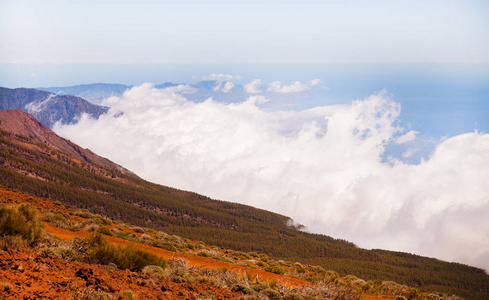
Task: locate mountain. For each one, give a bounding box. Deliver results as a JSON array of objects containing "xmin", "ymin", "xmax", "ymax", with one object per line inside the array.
[
  {"xmin": 1, "ymin": 110, "xmax": 488, "ymax": 299},
  {"xmin": 0, "ymin": 109, "xmax": 136, "ymax": 177},
  {"xmin": 38, "ymin": 83, "xmax": 132, "ymax": 105},
  {"xmin": 39, "ymin": 81, "xmax": 249, "ymax": 105},
  {"xmin": 0, "ymin": 87, "xmax": 108, "ymax": 128},
  {"xmin": 154, "ymin": 82, "xmax": 182, "ymax": 89}
]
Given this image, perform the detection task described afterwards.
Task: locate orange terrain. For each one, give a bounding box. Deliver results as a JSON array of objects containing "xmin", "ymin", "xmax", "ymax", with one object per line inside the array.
[{"xmin": 44, "ymin": 224, "xmax": 309, "ymax": 288}]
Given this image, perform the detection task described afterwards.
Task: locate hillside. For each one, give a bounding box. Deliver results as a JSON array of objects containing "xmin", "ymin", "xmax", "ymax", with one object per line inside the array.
[
  {"xmin": 0, "ymin": 87, "xmax": 108, "ymax": 127},
  {"xmin": 1, "ymin": 186, "xmax": 431, "ymax": 300},
  {"xmin": 1, "ymin": 109, "xmax": 488, "ymax": 299},
  {"xmin": 0, "ymin": 109, "xmax": 136, "ymax": 177}
]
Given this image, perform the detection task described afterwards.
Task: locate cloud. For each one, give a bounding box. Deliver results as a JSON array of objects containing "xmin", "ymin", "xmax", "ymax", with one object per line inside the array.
[
  {"xmin": 30, "ymin": 73, "xmax": 38, "ymax": 77},
  {"xmin": 268, "ymin": 81, "xmax": 310, "ymax": 93},
  {"xmin": 54, "ymin": 84, "xmax": 489, "ymax": 271},
  {"xmin": 203, "ymin": 73, "xmax": 241, "ymax": 81},
  {"xmin": 244, "ymin": 79, "xmax": 263, "ymax": 94},
  {"xmin": 267, "ymin": 79, "xmax": 322, "ymax": 93},
  {"xmin": 311, "ymin": 79, "xmax": 321, "ymax": 86},
  {"xmin": 401, "ymin": 148, "xmax": 418, "ymax": 158},
  {"xmin": 24, "ymin": 93, "xmax": 56, "ymax": 113},
  {"xmin": 213, "ymin": 81, "xmax": 235, "ymax": 93},
  {"xmin": 395, "ymin": 130, "xmax": 418, "ymax": 144}
]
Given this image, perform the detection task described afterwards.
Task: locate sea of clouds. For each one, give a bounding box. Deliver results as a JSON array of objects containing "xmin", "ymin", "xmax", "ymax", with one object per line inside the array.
[{"xmin": 54, "ymin": 82, "xmax": 489, "ymax": 271}]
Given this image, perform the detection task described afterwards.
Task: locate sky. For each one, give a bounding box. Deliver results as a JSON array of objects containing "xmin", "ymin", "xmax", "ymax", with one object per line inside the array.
[
  {"xmin": 1, "ymin": 0, "xmax": 489, "ymax": 64},
  {"xmin": 2, "ymin": 0, "xmax": 489, "ymax": 271}
]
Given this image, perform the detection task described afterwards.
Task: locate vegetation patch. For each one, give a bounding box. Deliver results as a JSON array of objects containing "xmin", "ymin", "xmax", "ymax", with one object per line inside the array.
[
  {"xmin": 85, "ymin": 233, "xmax": 166, "ymax": 272},
  {"xmin": 0, "ymin": 204, "xmax": 42, "ymax": 246}
]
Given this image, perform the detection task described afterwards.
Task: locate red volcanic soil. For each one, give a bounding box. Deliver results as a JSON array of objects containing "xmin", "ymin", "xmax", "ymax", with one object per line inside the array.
[
  {"xmin": 44, "ymin": 224, "xmax": 309, "ymax": 288},
  {"xmin": 0, "ymin": 247, "xmax": 242, "ymax": 299},
  {"xmin": 0, "ymin": 186, "xmax": 309, "ymax": 299}
]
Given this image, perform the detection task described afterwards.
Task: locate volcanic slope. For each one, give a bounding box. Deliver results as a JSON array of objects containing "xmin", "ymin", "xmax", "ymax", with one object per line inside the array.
[
  {"xmin": 0, "ymin": 187, "xmax": 456, "ymax": 300},
  {"xmin": 0, "ymin": 109, "xmax": 488, "ymax": 299}
]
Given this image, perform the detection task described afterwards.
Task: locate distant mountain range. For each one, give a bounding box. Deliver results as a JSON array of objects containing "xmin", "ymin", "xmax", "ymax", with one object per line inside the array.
[
  {"xmin": 1, "ymin": 108, "xmax": 489, "ymax": 299},
  {"xmin": 38, "ymin": 83, "xmax": 132, "ymax": 105},
  {"xmin": 0, "ymin": 87, "xmax": 108, "ymax": 128},
  {"xmin": 0, "ymin": 81, "xmax": 248, "ymax": 132},
  {"xmin": 39, "ymin": 81, "xmax": 249, "ymax": 105}
]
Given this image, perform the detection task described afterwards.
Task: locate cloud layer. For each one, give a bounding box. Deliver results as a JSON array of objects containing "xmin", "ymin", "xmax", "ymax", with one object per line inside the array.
[
  {"xmin": 54, "ymin": 84, "xmax": 489, "ymax": 271},
  {"xmin": 244, "ymin": 79, "xmax": 263, "ymax": 94},
  {"xmin": 268, "ymin": 80, "xmax": 312, "ymax": 93},
  {"xmin": 203, "ymin": 73, "xmax": 241, "ymax": 81}
]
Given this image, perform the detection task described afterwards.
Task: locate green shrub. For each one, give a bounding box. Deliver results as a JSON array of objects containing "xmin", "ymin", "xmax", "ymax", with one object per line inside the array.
[
  {"xmin": 121, "ymin": 290, "xmax": 136, "ymax": 300},
  {"xmin": 261, "ymin": 288, "xmax": 282, "ymax": 300},
  {"xmin": 231, "ymin": 283, "xmax": 254, "ymax": 295},
  {"xmin": 95, "ymin": 216, "xmax": 112, "ymax": 225},
  {"xmin": 41, "ymin": 211, "xmax": 71, "ymax": 228},
  {"xmin": 131, "ymin": 226, "xmax": 145, "ymax": 233},
  {"xmin": 258, "ymin": 254, "xmax": 269, "ymax": 262},
  {"xmin": 96, "ymin": 226, "xmax": 113, "ymax": 236},
  {"xmin": 197, "ymin": 250, "xmax": 210, "ymax": 257},
  {"xmin": 85, "ymin": 233, "xmax": 166, "ymax": 272},
  {"xmin": 251, "ymin": 281, "xmax": 270, "ymax": 292},
  {"xmin": 231, "ymin": 251, "xmax": 252, "ymax": 260},
  {"xmin": 114, "ymin": 231, "xmax": 138, "ymax": 242},
  {"xmin": 283, "ymin": 293, "xmax": 305, "ymax": 300},
  {"xmin": 142, "ymin": 265, "xmax": 165, "ymax": 277},
  {"xmin": 265, "ymin": 265, "xmax": 285, "ymax": 275},
  {"xmin": 70, "ymin": 209, "xmax": 93, "ymax": 219},
  {"xmin": 256, "ymin": 261, "xmax": 269, "ymax": 268},
  {"xmin": 0, "ymin": 204, "xmax": 42, "ymax": 245}
]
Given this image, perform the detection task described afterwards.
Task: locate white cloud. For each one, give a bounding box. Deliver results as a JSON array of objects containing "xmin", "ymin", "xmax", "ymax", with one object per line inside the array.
[
  {"xmin": 311, "ymin": 79, "xmax": 321, "ymax": 86},
  {"xmin": 212, "ymin": 81, "xmax": 235, "ymax": 93},
  {"xmin": 30, "ymin": 73, "xmax": 38, "ymax": 77},
  {"xmin": 268, "ymin": 80, "xmax": 311, "ymax": 93},
  {"xmin": 213, "ymin": 82, "xmax": 222, "ymax": 92},
  {"xmin": 244, "ymin": 79, "xmax": 263, "ymax": 94},
  {"xmin": 247, "ymin": 95, "xmax": 269, "ymax": 105},
  {"xmin": 401, "ymin": 148, "xmax": 418, "ymax": 158},
  {"xmin": 54, "ymin": 84, "xmax": 489, "ymax": 271},
  {"xmin": 395, "ymin": 130, "xmax": 418, "ymax": 144},
  {"xmin": 268, "ymin": 79, "xmax": 322, "ymax": 93},
  {"xmin": 203, "ymin": 73, "xmax": 241, "ymax": 81},
  {"xmin": 24, "ymin": 93, "xmax": 56, "ymax": 113},
  {"xmin": 221, "ymin": 82, "xmax": 235, "ymax": 93}
]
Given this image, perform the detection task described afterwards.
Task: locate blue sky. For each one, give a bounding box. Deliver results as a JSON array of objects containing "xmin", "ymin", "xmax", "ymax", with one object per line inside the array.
[{"xmin": 1, "ymin": 0, "xmax": 488, "ymax": 64}]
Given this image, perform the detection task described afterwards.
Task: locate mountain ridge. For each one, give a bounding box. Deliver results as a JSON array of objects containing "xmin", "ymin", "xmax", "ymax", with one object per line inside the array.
[
  {"xmin": 0, "ymin": 109, "xmax": 136, "ymax": 177},
  {"xmin": 38, "ymin": 81, "xmax": 249, "ymax": 105},
  {"xmin": 38, "ymin": 83, "xmax": 132, "ymax": 105},
  {"xmin": 0, "ymin": 87, "xmax": 108, "ymax": 127}
]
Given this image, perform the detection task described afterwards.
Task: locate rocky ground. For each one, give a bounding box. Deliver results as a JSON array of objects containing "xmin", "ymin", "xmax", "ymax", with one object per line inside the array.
[{"xmin": 0, "ymin": 247, "xmax": 243, "ymax": 299}]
